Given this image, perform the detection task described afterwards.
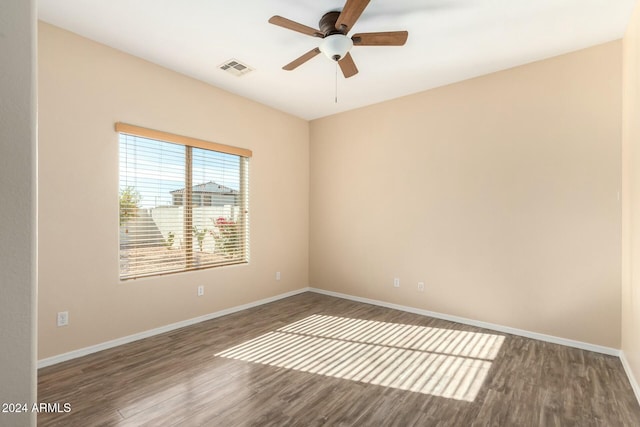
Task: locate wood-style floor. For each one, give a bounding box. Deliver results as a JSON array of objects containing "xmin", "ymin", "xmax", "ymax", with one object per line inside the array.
[{"xmin": 38, "ymin": 292, "xmax": 640, "ymax": 426}]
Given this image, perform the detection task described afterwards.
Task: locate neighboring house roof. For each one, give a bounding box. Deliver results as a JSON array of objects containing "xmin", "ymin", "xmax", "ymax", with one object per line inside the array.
[{"xmin": 170, "ymin": 181, "xmax": 238, "ymax": 195}]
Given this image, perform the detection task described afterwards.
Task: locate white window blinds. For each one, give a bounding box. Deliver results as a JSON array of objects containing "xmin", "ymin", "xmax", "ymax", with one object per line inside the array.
[{"xmin": 117, "ymin": 123, "xmax": 250, "ymax": 280}]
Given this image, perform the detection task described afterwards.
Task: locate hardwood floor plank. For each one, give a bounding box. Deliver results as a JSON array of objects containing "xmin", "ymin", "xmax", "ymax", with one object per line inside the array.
[{"xmin": 38, "ymin": 292, "xmax": 640, "ymax": 426}]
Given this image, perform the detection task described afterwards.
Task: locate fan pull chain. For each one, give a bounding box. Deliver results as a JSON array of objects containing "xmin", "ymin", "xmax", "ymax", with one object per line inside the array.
[{"xmin": 335, "ymin": 61, "xmax": 339, "ymax": 104}]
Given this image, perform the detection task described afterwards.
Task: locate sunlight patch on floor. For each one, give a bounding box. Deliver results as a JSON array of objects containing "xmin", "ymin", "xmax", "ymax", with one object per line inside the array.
[{"xmin": 215, "ymin": 314, "xmax": 504, "ymax": 401}]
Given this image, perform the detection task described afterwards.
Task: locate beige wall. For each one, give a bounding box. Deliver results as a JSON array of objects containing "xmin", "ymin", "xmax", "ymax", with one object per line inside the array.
[
  {"xmin": 0, "ymin": 0, "xmax": 37, "ymax": 425},
  {"xmin": 38, "ymin": 19, "xmax": 627, "ymax": 361},
  {"xmin": 623, "ymin": 0, "xmax": 640, "ymax": 394},
  {"xmin": 310, "ymin": 41, "xmax": 622, "ymax": 348},
  {"xmin": 38, "ymin": 23, "xmax": 309, "ymax": 359}
]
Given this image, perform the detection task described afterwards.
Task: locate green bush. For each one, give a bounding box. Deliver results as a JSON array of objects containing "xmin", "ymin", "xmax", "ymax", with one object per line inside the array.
[
  {"xmin": 193, "ymin": 226, "xmax": 208, "ymax": 252},
  {"xmin": 213, "ymin": 217, "xmax": 240, "ymax": 258},
  {"xmin": 119, "ymin": 186, "xmax": 141, "ymax": 226}
]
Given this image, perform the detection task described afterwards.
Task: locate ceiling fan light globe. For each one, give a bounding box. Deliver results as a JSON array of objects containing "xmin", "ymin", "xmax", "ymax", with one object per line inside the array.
[{"xmin": 320, "ymin": 34, "xmax": 353, "ymax": 62}]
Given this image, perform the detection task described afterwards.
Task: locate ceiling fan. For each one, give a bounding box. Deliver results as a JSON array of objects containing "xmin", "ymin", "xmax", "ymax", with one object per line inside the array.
[{"xmin": 268, "ymin": 0, "xmax": 409, "ymax": 78}]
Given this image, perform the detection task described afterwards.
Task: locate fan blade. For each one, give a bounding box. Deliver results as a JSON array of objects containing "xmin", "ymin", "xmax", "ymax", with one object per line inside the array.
[
  {"xmin": 352, "ymin": 31, "xmax": 408, "ymax": 46},
  {"xmin": 339, "ymin": 52, "xmax": 358, "ymax": 78},
  {"xmin": 283, "ymin": 48, "xmax": 321, "ymax": 71},
  {"xmin": 335, "ymin": 0, "xmax": 371, "ymax": 33},
  {"xmin": 269, "ymin": 16, "xmax": 324, "ymax": 38}
]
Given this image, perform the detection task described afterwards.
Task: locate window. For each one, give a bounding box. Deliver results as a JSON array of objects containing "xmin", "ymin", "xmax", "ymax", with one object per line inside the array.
[{"xmin": 117, "ymin": 123, "xmax": 251, "ymax": 280}]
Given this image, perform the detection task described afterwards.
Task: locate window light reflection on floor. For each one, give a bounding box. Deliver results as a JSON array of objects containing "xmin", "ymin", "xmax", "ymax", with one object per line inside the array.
[{"xmin": 215, "ymin": 314, "xmax": 505, "ymax": 402}]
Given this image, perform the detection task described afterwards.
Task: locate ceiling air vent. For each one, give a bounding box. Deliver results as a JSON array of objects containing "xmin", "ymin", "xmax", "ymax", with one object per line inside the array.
[{"xmin": 219, "ymin": 59, "xmax": 254, "ymax": 77}]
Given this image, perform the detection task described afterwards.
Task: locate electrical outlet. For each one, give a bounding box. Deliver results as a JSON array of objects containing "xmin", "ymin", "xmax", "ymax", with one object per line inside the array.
[
  {"xmin": 276, "ymin": 271, "xmax": 281, "ymax": 281},
  {"xmin": 393, "ymin": 278, "xmax": 400, "ymax": 288},
  {"xmin": 197, "ymin": 285, "xmax": 204, "ymax": 296},
  {"xmin": 418, "ymin": 282, "xmax": 425, "ymax": 292},
  {"xmin": 57, "ymin": 311, "xmax": 69, "ymax": 327}
]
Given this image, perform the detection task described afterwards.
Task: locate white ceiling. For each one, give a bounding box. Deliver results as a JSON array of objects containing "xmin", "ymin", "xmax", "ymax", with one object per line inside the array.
[{"xmin": 38, "ymin": 0, "xmax": 637, "ymax": 120}]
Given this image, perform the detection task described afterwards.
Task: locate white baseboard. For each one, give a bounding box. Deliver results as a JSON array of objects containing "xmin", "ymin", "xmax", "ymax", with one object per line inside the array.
[
  {"xmin": 38, "ymin": 287, "xmax": 311, "ymax": 369},
  {"xmin": 309, "ymin": 287, "xmax": 620, "ymax": 357},
  {"xmin": 620, "ymin": 351, "xmax": 640, "ymax": 406}
]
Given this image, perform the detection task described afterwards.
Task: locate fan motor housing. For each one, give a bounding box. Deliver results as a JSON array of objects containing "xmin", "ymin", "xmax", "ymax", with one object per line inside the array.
[{"xmin": 320, "ymin": 11, "xmax": 344, "ymax": 35}]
